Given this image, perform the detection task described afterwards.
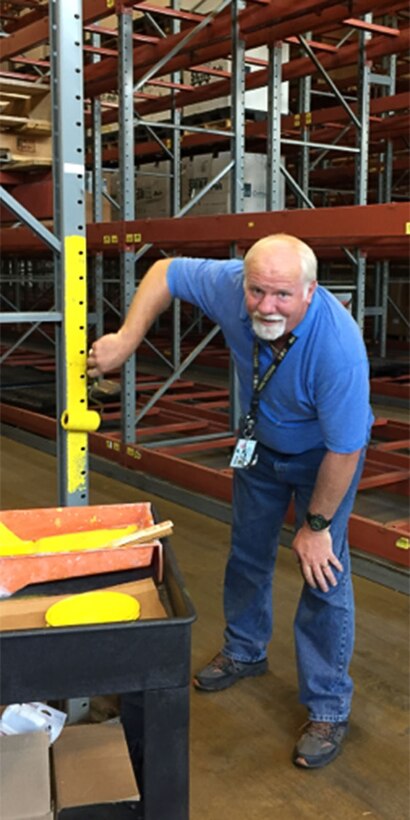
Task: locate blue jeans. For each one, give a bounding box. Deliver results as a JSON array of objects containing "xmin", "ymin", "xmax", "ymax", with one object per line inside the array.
[{"xmin": 223, "ymin": 443, "xmax": 366, "ymax": 722}]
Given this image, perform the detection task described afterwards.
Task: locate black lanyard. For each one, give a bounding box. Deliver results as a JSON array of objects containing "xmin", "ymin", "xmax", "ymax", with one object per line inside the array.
[{"xmin": 241, "ymin": 334, "xmax": 297, "ymax": 438}]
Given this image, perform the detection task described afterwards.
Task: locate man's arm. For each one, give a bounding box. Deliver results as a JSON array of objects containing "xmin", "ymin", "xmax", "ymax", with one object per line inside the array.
[
  {"xmin": 292, "ymin": 448, "xmax": 362, "ymax": 592},
  {"xmin": 87, "ymin": 259, "xmax": 173, "ymax": 378}
]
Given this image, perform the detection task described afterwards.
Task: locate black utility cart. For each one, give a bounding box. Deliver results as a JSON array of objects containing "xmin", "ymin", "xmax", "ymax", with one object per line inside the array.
[{"xmin": 0, "ymin": 523, "xmax": 196, "ymax": 820}]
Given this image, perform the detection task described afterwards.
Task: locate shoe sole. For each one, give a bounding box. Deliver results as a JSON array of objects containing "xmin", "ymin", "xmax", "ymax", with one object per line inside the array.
[
  {"xmin": 292, "ymin": 744, "xmax": 343, "ymax": 769},
  {"xmin": 193, "ymin": 662, "xmax": 268, "ymax": 692}
]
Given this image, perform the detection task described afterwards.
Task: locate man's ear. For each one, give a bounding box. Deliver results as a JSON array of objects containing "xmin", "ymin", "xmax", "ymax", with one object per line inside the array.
[{"xmin": 306, "ymin": 281, "xmax": 317, "ymax": 304}]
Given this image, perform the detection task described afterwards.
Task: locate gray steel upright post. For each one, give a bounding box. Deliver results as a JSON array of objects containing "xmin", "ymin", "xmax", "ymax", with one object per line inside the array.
[
  {"xmin": 229, "ymin": 0, "xmax": 245, "ymax": 431},
  {"xmin": 266, "ymin": 44, "xmax": 282, "ymax": 211},
  {"xmin": 50, "ymin": 0, "xmax": 91, "ymax": 506},
  {"xmin": 379, "ymin": 46, "xmax": 396, "ymax": 358},
  {"xmin": 92, "ymin": 33, "xmax": 105, "ymax": 343},
  {"xmin": 118, "ymin": 8, "xmax": 136, "ymax": 443},
  {"xmin": 171, "ymin": 0, "xmax": 182, "ymax": 370},
  {"xmin": 354, "ymin": 20, "xmax": 371, "ymax": 334},
  {"xmin": 298, "ymin": 61, "xmax": 311, "ymax": 208}
]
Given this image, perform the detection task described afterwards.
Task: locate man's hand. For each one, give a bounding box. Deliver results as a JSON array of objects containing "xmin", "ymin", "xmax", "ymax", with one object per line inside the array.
[
  {"xmin": 292, "ymin": 525, "xmax": 343, "ymax": 592},
  {"xmin": 87, "ymin": 331, "xmax": 131, "ymax": 378}
]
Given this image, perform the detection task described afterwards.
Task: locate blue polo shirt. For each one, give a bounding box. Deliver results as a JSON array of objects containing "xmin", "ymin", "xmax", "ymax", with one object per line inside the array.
[{"xmin": 167, "ymin": 257, "xmax": 374, "ymax": 454}]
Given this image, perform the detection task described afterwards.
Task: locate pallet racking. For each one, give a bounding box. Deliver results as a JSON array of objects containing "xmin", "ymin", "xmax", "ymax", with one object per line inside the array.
[{"xmin": 0, "ymin": 1, "xmax": 409, "ymax": 576}]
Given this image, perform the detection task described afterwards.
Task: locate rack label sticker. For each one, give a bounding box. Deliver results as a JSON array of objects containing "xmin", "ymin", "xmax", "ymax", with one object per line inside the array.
[
  {"xmin": 396, "ymin": 537, "xmax": 410, "ymax": 550},
  {"xmin": 126, "ymin": 447, "xmax": 142, "ymax": 460},
  {"xmin": 105, "ymin": 440, "xmax": 121, "ymax": 452}
]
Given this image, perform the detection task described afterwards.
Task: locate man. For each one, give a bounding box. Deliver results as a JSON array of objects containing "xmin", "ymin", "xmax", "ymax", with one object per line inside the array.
[{"xmin": 87, "ymin": 234, "xmax": 373, "ymax": 769}]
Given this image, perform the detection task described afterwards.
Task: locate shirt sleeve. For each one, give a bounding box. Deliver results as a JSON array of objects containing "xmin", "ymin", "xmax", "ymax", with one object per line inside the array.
[
  {"xmin": 315, "ymin": 359, "xmax": 371, "ymax": 453},
  {"xmin": 167, "ymin": 257, "xmax": 243, "ymax": 325}
]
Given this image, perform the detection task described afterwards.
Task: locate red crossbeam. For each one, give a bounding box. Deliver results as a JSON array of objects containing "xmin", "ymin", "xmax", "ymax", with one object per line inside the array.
[
  {"xmin": 343, "ymin": 18, "xmax": 400, "ymax": 36},
  {"xmin": 359, "ymin": 471, "xmax": 409, "ymax": 490}
]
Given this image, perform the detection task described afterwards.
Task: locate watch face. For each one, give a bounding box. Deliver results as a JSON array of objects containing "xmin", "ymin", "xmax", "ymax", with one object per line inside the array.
[{"xmin": 307, "ymin": 513, "xmax": 330, "ymax": 531}]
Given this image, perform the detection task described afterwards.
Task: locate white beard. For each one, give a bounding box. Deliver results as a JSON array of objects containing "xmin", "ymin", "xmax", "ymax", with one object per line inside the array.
[{"xmin": 251, "ymin": 315, "xmax": 287, "ymax": 341}]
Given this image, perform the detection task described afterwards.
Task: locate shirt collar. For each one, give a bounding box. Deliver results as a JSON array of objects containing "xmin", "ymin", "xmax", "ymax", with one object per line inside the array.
[
  {"xmin": 240, "ymin": 293, "xmax": 249, "ymax": 322},
  {"xmin": 292, "ymin": 287, "xmax": 319, "ymax": 338}
]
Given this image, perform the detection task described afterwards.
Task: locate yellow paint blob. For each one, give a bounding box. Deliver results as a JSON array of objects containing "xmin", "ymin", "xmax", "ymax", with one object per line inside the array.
[
  {"xmin": 0, "ymin": 524, "xmax": 138, "ymax": 556},
  {"xmin": 45, "ymin": 590, "xmax": 141, "ymax": 627}
]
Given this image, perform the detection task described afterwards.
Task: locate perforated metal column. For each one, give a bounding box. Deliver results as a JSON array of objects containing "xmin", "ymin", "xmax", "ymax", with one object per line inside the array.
[
  {"xmin": 171, "ymin": 0, "xmax": 182, "ymax": 370},
  {"xmin": 91, "ymin": 32, "xmax": 104, "ymax": 342},
  {"xmin": 50, "ymin": 0, "xmax": 92, "ymax": 505},
  {"xmin": 354, "ymin": 20, "xmax": 371, "ymax": 333},
  {"xmin": 229, "ymin": 0, "xmax": 245, "ymax": 431},
  {"xmin": 267, "ymin": 44, "xmax": 282, "ymax": 211},
  {"xmin": 297, "ymin": 63, "xmax": 311, "ymax": 208},
  {"xmin": 118, "ymin": 8, "xmax": 136, "ymax": 443}
]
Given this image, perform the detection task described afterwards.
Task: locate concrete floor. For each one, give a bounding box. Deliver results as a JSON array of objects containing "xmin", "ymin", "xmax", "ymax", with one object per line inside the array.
[{"xmin": 1, "ymin": 436, "xmax": 409, "ymax": 820}]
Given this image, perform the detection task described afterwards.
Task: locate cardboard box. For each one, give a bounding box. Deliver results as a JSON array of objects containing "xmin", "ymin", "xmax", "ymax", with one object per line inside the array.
[
  {"xmin": 387, "ymin": 281, "xmax": 409, "ymax": 338},
  {"xmin": 52, "ymin": 723, "xmax": 140, "ymax": 818},
  {"xmin": 135, "ymin": 161, "xmax": 171, "ymax": 218},
  {"xmin": 181, "ymin": 151, "xmax": 284, "ymax": 215},
  {"xmin": 0, "ymin": 132, "xmax": 52, "ymax": 165},
  {"xmin": 182, "ymin": 45, "xmax": 289, "ymax": 118},
  {"xmin": 0, "ymin": 731, "xmax": 53, "ymax": 820},
  {"xmin": 108, "ymin": 164, "xmax": 171, "ymax": 219},
  {"xmin": 0, "ymin": 578, "xmax": 167, "ymax": 632}
]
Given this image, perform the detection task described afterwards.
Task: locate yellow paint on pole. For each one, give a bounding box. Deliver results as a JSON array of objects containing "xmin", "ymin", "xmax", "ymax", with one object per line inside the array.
[
  {"xmin": 63, "ymin": 235, "xmax": 100, "ymax": 495},
  {"xmin": 61, "ymin": 409, "xmax": 101, "ymax": 432}
]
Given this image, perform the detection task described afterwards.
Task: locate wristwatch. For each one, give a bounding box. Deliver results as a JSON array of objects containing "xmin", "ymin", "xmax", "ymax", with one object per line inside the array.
[{"xmin": 306, "ymin": 511, "xmax": 332, "ymax": 531}]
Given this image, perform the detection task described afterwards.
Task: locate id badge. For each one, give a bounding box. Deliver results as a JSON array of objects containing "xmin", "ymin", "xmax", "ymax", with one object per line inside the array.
[{"xmin": 230, "ymin": 438, "xmax": 258, "ymax": 469}]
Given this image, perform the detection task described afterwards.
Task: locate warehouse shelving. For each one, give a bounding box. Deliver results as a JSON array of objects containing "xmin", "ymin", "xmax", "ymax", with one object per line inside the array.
[{"xmin": 0, "ymin": 1, "xmax": 409, "ymax": 574}]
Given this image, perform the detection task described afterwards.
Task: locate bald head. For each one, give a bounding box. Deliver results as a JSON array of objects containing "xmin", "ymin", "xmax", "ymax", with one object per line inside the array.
[{"xmin": 244, "ymin": 234, "xmax": 317, "ymax": 286}]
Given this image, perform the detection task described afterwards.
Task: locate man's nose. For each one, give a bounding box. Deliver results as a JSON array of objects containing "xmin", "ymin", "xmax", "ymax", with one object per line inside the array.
[{"xmin": 258, "ymin": 294, "xmax": 277, "ymax": 314}]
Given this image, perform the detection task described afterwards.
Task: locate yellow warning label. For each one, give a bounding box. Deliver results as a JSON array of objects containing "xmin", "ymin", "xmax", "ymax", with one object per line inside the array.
[
  {"xmin": 305, "ymin": 112, "xmax": 312, "ymax": 125},
  {"xmin": 126, "ymin": 447, "xmax": 142, "ymax": 460},
  {"xmin": 125, "ymin": 233, "xmax": 142, "ymax": 244},
  {"xmin": 396, "ymin": 537, "xmax": 410, "ymax": 550},
  {"xmin": 405, "ymin": 223, "xmax": 410, "ymax": 235},
  {"xmin": 294, "ymin": 114, "xmax": 301, "ymax": 127}
]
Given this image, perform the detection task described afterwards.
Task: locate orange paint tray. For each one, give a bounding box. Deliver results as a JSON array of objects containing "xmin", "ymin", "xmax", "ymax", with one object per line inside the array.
[{"xmin": 0, "ymin": 503, "xmax": 163, "ymax": 598}]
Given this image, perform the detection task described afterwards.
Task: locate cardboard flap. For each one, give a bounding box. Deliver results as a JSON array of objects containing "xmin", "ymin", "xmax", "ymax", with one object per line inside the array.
[
  {"xmin": 53, "ymin": 724, "xmax": 140, "ymax": 809},
  {"xmin": 0, "ymin": 731, "xmax": 51, "ymax": 819},
  {"xmin": 0, "ymin": 578, "xmax": 167, "ymax": 632}
]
